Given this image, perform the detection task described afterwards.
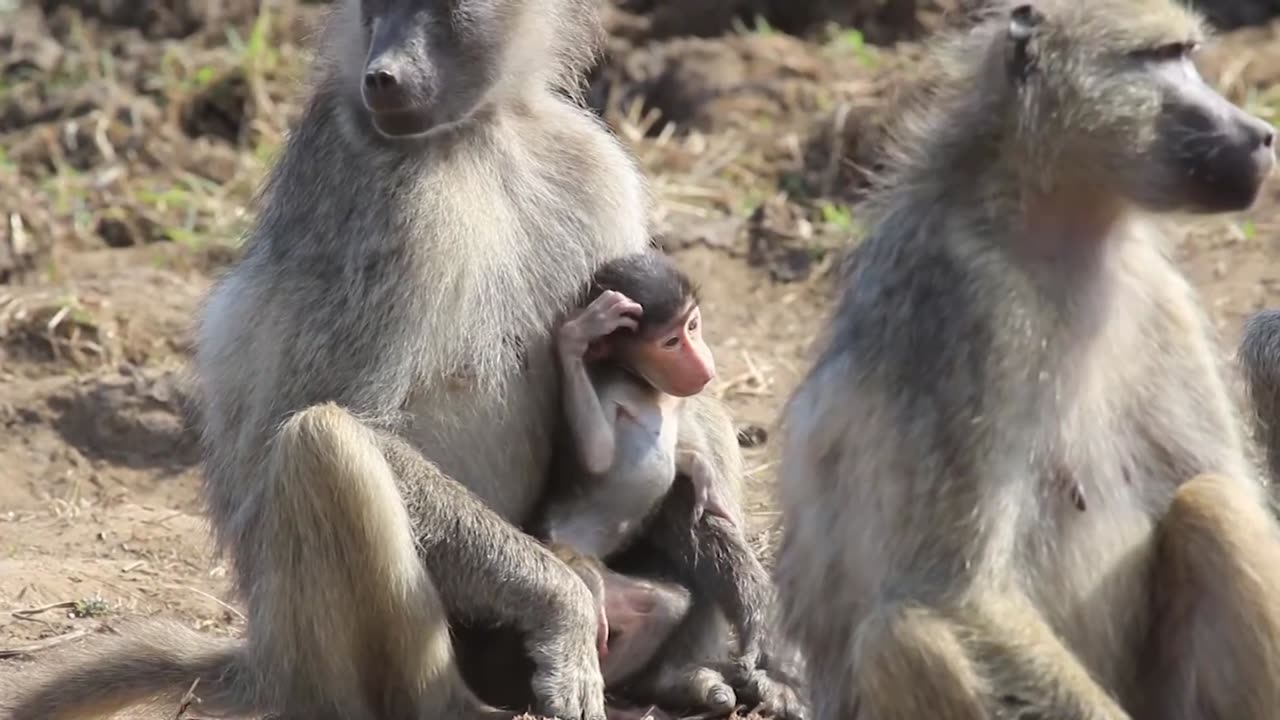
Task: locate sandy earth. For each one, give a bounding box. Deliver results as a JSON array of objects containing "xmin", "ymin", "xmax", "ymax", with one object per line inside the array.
[{"xmin": 2, "ymin": 0, "xmax": 1280, "ymax": 717}]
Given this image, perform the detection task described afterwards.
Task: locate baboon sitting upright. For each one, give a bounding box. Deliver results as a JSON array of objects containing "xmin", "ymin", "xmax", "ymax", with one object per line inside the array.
[
  {"xmin": 773, "ymin": 1, "xmax": 1277, "ymax": 719},
  {"xmin": 0, "ymin": 0, "xmax": 804, "ymax": 719}
]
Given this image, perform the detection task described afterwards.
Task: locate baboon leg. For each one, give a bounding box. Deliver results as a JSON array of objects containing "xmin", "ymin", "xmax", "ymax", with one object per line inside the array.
[
  {"xmin": 851, "ymin": 605, "xmax": 988, "ymax": 720},
  {"xmin": 1141, "ymin": 472, "xmax": 1280, "ymax": 720},
  {"xmin": 625, "ymin": 599, "xmax": 739, "ymax": 715},
  {"xmin": 256, "ymin": 403, "xmax": 499, "ymax": 719},
  {"xmin": 600, "ymin": 572, "xmax": 693, "ymax": 685},
  {"xmin": 640, "ymin": 481, "xmax": 805, "ymax": 719},
  {"xmin": 857, "ymin": 601, "xmax": 1133, "ymax": 720}
]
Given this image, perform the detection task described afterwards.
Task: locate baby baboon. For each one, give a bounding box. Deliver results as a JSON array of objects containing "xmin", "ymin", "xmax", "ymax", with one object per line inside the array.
[
  {"xmin": 541, "ymin": 250, "xmax": 735, "ymax": 559},
  {"xmin": 774, "ymin": 1, "xmax": 1277, "ymax": 719},
  {"xmin": 527, "ymin": 251, "xmax": 803, "ymax": 716},
  {"xmin": 2, "ymin": 0, "xmax": 803, "ymax": 719}
]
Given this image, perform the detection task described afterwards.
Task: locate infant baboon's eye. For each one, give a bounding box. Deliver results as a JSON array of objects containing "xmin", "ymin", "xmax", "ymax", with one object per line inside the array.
[{"xmin": 664, "ymin": 337, "xmax": 681, "ymax": 349}]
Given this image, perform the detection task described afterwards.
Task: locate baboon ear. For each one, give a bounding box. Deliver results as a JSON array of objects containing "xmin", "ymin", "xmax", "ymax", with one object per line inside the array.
[{"xmin": 1006, "ymin": 3, "xmax": 1046, "ymax": 82}]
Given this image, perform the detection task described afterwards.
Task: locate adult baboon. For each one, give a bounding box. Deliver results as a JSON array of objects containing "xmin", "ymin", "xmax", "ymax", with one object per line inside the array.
[
  {"xmin": 1, "ymin": 0, "xmax": 802, "ymax": 718},
  {"xmin": 773, "ymin": 1, "xmax": 1276, "ymax": 719}
]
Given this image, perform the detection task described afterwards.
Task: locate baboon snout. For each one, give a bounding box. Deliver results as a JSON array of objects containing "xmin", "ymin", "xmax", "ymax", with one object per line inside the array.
[
  {"xmin": 1213, "ymin": 109, "xmax": 1276, "ymax": 209},
  {"xmin": 361, "ymin": 17, "xmax": 436, "ymax": 119},
  {"xmin": 1160, "ymin": 97, "xmax": 1276, "ymax": 213},
  {"xmin": 363, "ymin": 64, "xmax": 409, "ymax": 113}
]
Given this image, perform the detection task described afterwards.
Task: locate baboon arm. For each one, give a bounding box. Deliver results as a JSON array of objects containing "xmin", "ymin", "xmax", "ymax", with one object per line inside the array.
[
  {"xmin": 646, "ymin": 502, "xmax": 771, "ymax": 655},
  {"xmin": 1141, "ymin": 472, "xmax": 1280, "ymax": 719},
  {"xmin": 377, "ymin": 431, "xmax": 594, "ymax": 633},
  {"xmin": 563, "ymin": 356, "xmax": 619, "ymax": 475},
  {"xmin": 855, "ymin": 595, "xmax": 1130, "ymax": 719},
  {"xmin": 955, "ymin": 595, "xmax": 1132, "ymax": 718},
  {"xmin": 665, "ymin": 394, "xmax": 762, "ymax": 630},
  {"xmin": 675, "ymin": 393, "xmax": 745, "ymax": 527},
  {"xmin": 661, "ymin": 394, "xmax": 807, "ymax": 719}
]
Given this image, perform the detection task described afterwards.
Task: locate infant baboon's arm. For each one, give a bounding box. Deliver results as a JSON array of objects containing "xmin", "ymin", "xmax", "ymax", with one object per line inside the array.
[{"xmin": 557, "ymin": 290, "xmax": 642, "ymax": 475}]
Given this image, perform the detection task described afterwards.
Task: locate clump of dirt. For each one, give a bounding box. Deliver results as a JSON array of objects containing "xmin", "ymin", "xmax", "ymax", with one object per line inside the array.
[{"xmin": 46, "ymin": 365, "xmax": 200, "ymax": 470}]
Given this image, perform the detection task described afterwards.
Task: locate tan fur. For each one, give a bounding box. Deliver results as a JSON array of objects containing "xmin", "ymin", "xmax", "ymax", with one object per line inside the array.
[{"xmin": 773, "ymin": 0, "xmax": 1277, "ymax": 718}]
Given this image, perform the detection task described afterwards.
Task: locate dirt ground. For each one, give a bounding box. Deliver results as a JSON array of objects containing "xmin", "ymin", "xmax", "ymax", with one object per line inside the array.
[{"xmin": 2, "ymin": 0, "xmax": 1280, "ymax": 717}]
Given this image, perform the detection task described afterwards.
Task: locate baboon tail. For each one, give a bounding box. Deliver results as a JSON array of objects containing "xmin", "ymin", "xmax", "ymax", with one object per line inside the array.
[{"xmin": 1, "ymin": 618, "xmax": 257, "ymax": 720}]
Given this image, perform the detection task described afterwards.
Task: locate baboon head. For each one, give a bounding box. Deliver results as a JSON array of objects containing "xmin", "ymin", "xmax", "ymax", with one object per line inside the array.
[
  {"xmin": 994, "ymin": 0, "xmax": 1275, "ymax": 214},
  {"xmin": 334, "ymin": 0, "xmax": 600, "ymax": 139}
]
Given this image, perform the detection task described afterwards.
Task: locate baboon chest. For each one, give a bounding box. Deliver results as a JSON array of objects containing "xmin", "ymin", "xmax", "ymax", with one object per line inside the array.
[{"xmin": 395, "ymin": 141, "xmax": 650, "ymax": 524}]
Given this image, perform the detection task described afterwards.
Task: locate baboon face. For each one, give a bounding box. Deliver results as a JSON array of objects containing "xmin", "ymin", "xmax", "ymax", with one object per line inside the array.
[
  {"xmin": 1006, "ymin": 1, "xmax": 1275, "ymax": 214},
  {"xmin": 357, "ymin": 0, "xmax": 513, "ymax": 138},
  {"xmin": 1135, "ymin": 44, "xmax": 1275, "ymax": 213}
]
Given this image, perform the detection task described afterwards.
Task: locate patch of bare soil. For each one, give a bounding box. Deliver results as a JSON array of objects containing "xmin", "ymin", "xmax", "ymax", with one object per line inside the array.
[{"xmin": 2, "ymin": 1, "xmax": 1280, "ymax": 717}]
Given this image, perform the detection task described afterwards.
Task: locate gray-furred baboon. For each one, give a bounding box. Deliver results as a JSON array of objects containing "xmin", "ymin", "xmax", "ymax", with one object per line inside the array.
[
  {"xmin": 1240, "ymin": 309, "xmax": 1280, "ymax": 485},
  {"xmin": 773, "ymin": 0, "xmax": 1277, "ymax": 719},
  {"xmin": 0, "ymin": 0, "xmax": 803, "ymax": 719}
]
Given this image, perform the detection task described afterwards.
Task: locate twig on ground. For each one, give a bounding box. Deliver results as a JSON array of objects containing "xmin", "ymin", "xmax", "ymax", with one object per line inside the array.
[
  {"xmin": 173, "ymin": 677, "xmax": 201, "ymax": 719},
  {"xmin": 11, "ymin": 600, "xmax": 78, "ymax": 625},
  {"xmin": 168, "ymin": 585, "xmax": 247, "ymax": 622},
  {"xmin": 0, "ymin": 627, "xmax": 92, "ymax": 659}
]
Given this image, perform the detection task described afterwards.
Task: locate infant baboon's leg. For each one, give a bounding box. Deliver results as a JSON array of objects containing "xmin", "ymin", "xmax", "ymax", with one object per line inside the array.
[
  {"xmin": 260, "ymin": 403, "xmax": 495, "ymax": 719},
  {"xmin": 1140, "ymin": 473, "xmax": 1280, "ymax": 720},
  {"xmin": 622, "ymin": 597, "xmax": 738, "ymax": 713},
  {"xmin": 600, "ymin": 571, "xmax": 694, "ymax": 685},
  {"xmin": 623, "ymin": 485, "xmax": 804, "ymax": 719}
]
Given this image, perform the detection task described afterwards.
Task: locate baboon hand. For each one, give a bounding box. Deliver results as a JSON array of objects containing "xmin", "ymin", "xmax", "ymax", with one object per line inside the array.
[
  {"xmin": 730, "ymin": 666, "xmax": 809, "ymax": 720},
  {"xmin": 528, "ymin": 577, "xmax": 609, "ymax": 720},
  {"xmin": 558, "ymin": 290, "xmax": 643, "ymax": 360},
  {"xmin": 679, "ymin": 449, "xmax": 737, "ymax": 528}
]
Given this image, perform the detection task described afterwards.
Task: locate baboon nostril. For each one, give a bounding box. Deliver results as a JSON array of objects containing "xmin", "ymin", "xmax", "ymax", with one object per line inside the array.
[
  {"xmin": 1264, "ymin": 129, "xmax": 1275, "ymax": 149},
  {"xmin": 364, "ymin": 70, "xmax": 397, "ymax": 92}
]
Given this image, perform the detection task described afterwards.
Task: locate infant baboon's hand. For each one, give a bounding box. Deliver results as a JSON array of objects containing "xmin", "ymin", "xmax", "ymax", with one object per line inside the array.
[
  {"xmin": 732, "ymin": 666, "xmax": 809, "ymax": 720},
  {"xmin": 557, "ymin": 290, "xmax": 643, "ymax": 360},
  {"xmin": 679, "ymin": 449, "xmax": 738, "ymax": 528},
  {"xmin": 527, "ymin": 578, "xmax": 608, "ymax": 720}
]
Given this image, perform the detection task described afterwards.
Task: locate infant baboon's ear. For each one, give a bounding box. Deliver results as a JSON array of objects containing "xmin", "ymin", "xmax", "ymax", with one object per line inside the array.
[{"xmin": 1007, "ymin": 3, "xmax": 1047, "ymax": 82}]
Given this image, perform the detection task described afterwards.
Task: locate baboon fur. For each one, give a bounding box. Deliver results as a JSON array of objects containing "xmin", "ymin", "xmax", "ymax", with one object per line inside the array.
[
  {"xmin": 774, "ymin": 0, "xmax": 1278, "ymax": 718},
  {"xmin": 0, "ymin": 0, "xmax": 800, "ymax": 718}
]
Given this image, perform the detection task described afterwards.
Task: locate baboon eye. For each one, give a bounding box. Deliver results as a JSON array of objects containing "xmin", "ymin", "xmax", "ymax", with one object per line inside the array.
[
  {"xmin": 664, "ymin": 337, "xmax": 681, "ymax": 349},
  {"xmin": 1135, "ymin": 41, "xmax": 1199, "ymax": 61}
]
